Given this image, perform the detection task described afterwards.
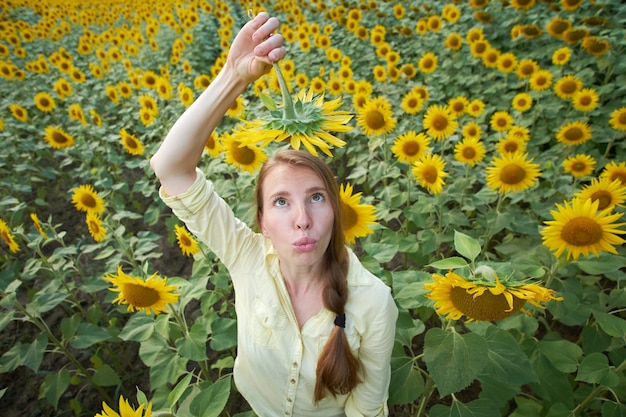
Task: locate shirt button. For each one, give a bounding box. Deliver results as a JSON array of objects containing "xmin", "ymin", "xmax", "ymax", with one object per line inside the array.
[
  {"xmin": 290, "ymin": 379, "xmax": 296, "ymax": 384},
  {"xmin": 292, "ymin": 362, "xmax": 298, "ymax": 367},
  {"xmin": 287, "ymin": 398, "xmax": 293, "ymax": 402}
]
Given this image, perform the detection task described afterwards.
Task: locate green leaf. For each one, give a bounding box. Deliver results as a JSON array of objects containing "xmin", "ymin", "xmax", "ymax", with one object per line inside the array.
[
  {"xmin": 0, "ymin": 333, "xmax": 47, "ymax": 373},
  {"xmin": 119, "ymin": 314, "xmax": 156, "ymax": 342},
  {"xmin": 92, "ymin": 364, "xmax": 122, "ymax": 387},
  {"xmin": 577, "ymin": 255, "xmax": 626, "ymax": 275},
  {"xmin": 259, "ymin": 93, "xmax": 277, "ymax": 111},
  {"xmin": 593, "ymin": 311, "xmax": 626, "ymax": 338},
  {"xmin": 430, "ymin": 398, "xmax": 501, "ymax": 417},
  {"xmin": 70, "ymin": 322, "xmax": 112, "ymax": 349},
  {"xmin": 209, "ymin": 317, "xmax": 237, "ymax": 351},
  {"xmin": 537, "ymin": 339, "xmax": 582, "ymax": 373},
  {"xmin": 481, "ymin": 326, "xmax": 537, "ymax": 386},
  {"xmin": 168, "ymin": 372, "xmax": 193, "ymax": 407},
  {"xmin": 38, "ymin": 369, "xmax": 70, "ymax": 409},
  {"xmin": 361, "ymin": 242, "xmax": 398, "ymax": 263},
  {"xmin": 394, "ymin": 282, "xmax": 429, "ymax": 309},
  {"xmin": 176, "ymin": 323, "xmax": 209, "ymax": 361},
  {"xmin": 575, "ymin": 352, "xmax": 618, "ymax": 386},
  {"xmin": 27, "ymin": 292, "xmax": 68, "ymax": 315},
  {"xmin": 428, "ymin": 257, "xmax": 468, "ymax": 270},
  {"xmin": 454, "ymin": 230, "xmax": 481, "ymax": 261},
  {"xmin": 189, "ymin": 377, "xmax": 232, "ymax": 417},
  {"xmin": 423, "ymin": 328, "xmax": 488, "ymax": 397},
  {"xmin": 389, "ymin": 355, "xmax": 424, "ymax": 405}
]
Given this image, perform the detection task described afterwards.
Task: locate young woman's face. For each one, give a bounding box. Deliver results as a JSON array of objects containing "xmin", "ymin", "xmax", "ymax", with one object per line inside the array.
[{"xmin": 259, "ymin": 164, "xmax": 334, "ymax": 271}]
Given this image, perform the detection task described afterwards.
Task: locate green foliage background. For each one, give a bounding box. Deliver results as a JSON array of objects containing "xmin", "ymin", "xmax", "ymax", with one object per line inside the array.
[{"xmin": 0, "ymin": 0, "xmax": 625, "ymax": 416}]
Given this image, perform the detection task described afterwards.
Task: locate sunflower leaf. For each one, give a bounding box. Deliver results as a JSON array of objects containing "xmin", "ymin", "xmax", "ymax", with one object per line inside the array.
[
  {"xmin": 423, "ymin": 328, "xmax": 488, "ymax": 397},
  {"xmin": 428, "ymin": 257, "xmax": 468, "ymax": 270},
  {"xmin": 454, "ymin": 230, "xmax": 482, "ymax": 262}
]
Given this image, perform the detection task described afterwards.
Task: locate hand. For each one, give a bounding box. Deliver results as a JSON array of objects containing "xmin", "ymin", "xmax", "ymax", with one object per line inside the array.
[{"xmin": 227, "ymin": 12, "xmax": 286, "ymax": 84}]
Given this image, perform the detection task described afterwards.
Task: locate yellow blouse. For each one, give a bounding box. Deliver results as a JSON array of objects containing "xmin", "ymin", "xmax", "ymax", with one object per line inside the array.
[{"xmin": 160, "ymin": 169, "xmax": 398, "ymax": 417}]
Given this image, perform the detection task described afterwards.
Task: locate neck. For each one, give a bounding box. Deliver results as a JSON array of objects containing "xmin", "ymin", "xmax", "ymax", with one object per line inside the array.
[{"xmin": 280, "ymin": 262, "xmax": 325, "ymax": 296}]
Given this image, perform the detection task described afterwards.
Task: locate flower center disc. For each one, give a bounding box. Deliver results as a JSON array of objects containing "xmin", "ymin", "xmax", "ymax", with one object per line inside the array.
[
  {"xmin": 463, "ymin": 148, "xmax": 476, "ymax": 159},
  {"xmin": 449, "ymin": 287, "xmax": 525, "ymax": 321},
  {"xmin": 500, "ymin": 164, "xmax": 526, "ymax": 184},
  {"xmin": 422, "ymin": 166, "xmax": 439, "ymax": 184},
  {"xmin": 122, "ymin": 283, "xmax": 160, "ymax": 308},
  {"xmin": 590, "ymin": 191, "xmax": 612, "ymax": 210},
  {"xmin": 403, "ymin": 141, "xmax": 421, "ymax": 156},
  {"xmin": 366, "ymin": 110, "xmax": 385, "ymax": 130},
  {"xmin": 561, "ymin": 216, "xmax": 603, "ymax": 246},
  {"xmin": 432, "ymin": 115, "xmax": 448, "ymax": 131},
  {"xmin": 233, "ymin": 146, "xmax": 255, "ymax": 165}
]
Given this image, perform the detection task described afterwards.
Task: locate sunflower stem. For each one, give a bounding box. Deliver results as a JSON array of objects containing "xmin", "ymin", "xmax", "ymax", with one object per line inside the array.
[
  {"xmin": 571, "ymin": 357, "xmax": 626, "ymax": 416},
  {"xmin": 273, "ymin": 63, "xmax": 297, "ymax": 120}
]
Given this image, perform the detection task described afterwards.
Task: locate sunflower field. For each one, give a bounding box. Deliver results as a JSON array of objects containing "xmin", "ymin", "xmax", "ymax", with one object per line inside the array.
[{"xmin": 1, "ymin": 0, "xmax": 625, "ymax": 416}]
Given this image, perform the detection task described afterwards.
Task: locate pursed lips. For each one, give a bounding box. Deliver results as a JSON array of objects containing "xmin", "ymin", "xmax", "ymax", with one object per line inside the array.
[{"xmin": 293, "ymin": 236, "xmax": 317, "ymax": 252}]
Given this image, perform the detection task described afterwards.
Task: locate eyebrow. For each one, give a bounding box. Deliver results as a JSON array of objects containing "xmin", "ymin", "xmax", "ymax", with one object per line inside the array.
[{"xmin": 267, "ymin": 186, "xmax": 327, "ymax": 201}]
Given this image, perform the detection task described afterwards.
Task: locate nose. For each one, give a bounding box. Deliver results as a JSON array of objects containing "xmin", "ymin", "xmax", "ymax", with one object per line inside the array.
[{"xmin": 295, "ymin": 204, "xmax": 311, "ymax": 230}]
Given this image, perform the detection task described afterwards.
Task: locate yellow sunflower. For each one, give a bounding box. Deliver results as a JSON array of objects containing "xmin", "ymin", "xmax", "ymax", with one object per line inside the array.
[
  {"xmin": 39, "ymin": 123, "xmax": 69, "ymax": 149},
  {"xmin": 575, "ymin": 178, "xmax": 626, "ymax": 211},
  {"xmin": 68, "ymin": 103, "xmax": 87, "ymax": 125},
  {"xmin": 247, "ymin": 89, "xmax": 351, "ymax": 155},
  {"xmin": 541, "ymin": 198, "xmax": 626, "ymax": 260},
  {"xmin": 600, "ymin": 161, "xmax": 626, "ymax": 186},
  {"xmin": 105, "ymin": 85, "xmax": 119, "ymax": 104},
  {"xmin": 425, "ymin": 270, "xmax": 561, "ymax": 322},
  {"xmin": 448, "ymin": 96, "xmax": 469, "ymax": 118},
  {"xmin": 515, "ymin": 58, "xmax": 539, "ymax": 79},
  {"xmin": 497, "ymin": 52, "xmax": 517, "ymax": 74},
  {"xmin": 496, "ymin": 135, "xmax": 527, "ymax": 155},
  {"xmin": 572, "ymin": 88, "xmax": 599, "ymax": 112},
  {"xmin": 174, "ymin": 224, "xmax": 200, "ymax": 257},
  {"xmin": 462, "ymin": 121, "xmax": 482, "ymax": 140},
  {"xmin": 138, "ymin": 94, "xmax": 158, "ymax": 116},
  {"xmin": 30, "ymin": 213, "xmax": 48, "ymax": 239},
  {"xmin": 86, "ymin": 212, "xmax": 107, "ymax": 242},
  {"xmin": 552, "ymin": 47, "xmax": 571, "ymax": 65},
  {"xmin": 340, "ymin": 183, "xmax": 377, "ymax": 244},
  {"xmin": 141, "ymin": 70, "xmax": 159, "ymax": 89},
  {"xmin": 489, "ymin": 110, "xmax": 514, "ymax": 132},
  {"xmin": 34, "ymin": 92, "xmax": 56, "ymax": 112},
  {"xmin": 139, "ymin": 107, "xmax": 155, "ymax": 127},
  {"xmin": 401, "ymin": 90, "xmax": 424, "ymax": 115},
  {"xmin": 546, "ymin": 17, "xmax": 571, "ymax": 39},
  {"xmin": 120, "ymin": 128, "xmax": 145, "ymax": 156},
  {"xmin": 561, "ymin": 0, "xmax": 584, "ymax": 12},
  {"xmin": 563, "ymin": 154, "xmax": 596, "ymax": 178},
  {"xmin": 0, "ymin": 218, "xmax": 20, "ymax": 253},
  {"xmin": 71, "ymin": 184, "xmax": 105, "ymax": 215},
  {"xmin": 445, "ymin": 33, "xmax": 463, "ymax": 51},
  {"xmin": 555, "ymin": 121, "xmax": 592, "ymax": 145},
  {"xmin": 512, "ymin": 92, "xmax": 533, "ymax": 112},
  {"xmin": 609, "ymin": 107, "xmax": 626, "ymax": 131},
  {"xmin": 104, "ymin": 266, "xmax": 180, "ymax": 315},
  {"xmin": 529, "ymin": 69, "xmax": 553, "ymax": 92},
  {"xmin": 223, "ymin": 134, "xmax": 267, "ymax": 174},
  {"xmin": 423, "ymin": 104, "xmax": 458, "ymax": 141},
  {"xmin": 511, "ymin": 0, "xmax": 536, "ymax": 10},
  {"xmin": 486, "ymin": 152, "xmax": 542, "ymax": 194},
  {"xmin": 467, "ymin": 99, "xmax": 485, "ymax": 117},
  {"xmin": 412, "ymin": 153, "xmax": 448, "ymax": 195},
  {"xmin": 391, "ymin": 131, "xmax": 431, "ymax": 164},
  {"xmin": 10, "ymin": 104, "xmax": 28, "ymax": 122},
  {"xmin": 507, "ymin": 125, "xmax": 530, "ymax": 142},
  {"xmin": 454, "ymin": 137, "xmax": 486, "ymax": 167},
  {"xmin": 554, "ymin": 75, "xmax": 582, "ymax": 100},
  {"xmin": 418, "ymin": 52, "xmax": 438, "ymax": 74},
  {"xmin": 204, "ymin": 131, "xmax": 223, "ymax": 158},
  {"xmin": 582, "ymin": 37, "xmax": 610, "ymax": 57},
  {"xmin": 356, "ymin": 96, "xmax": 396, "ymax": 137}
]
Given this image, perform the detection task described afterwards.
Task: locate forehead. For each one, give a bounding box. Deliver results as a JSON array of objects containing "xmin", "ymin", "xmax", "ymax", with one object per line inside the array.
[{"xmin": 262, "ymin": 164, "xmax": 325, "ymax": 196}]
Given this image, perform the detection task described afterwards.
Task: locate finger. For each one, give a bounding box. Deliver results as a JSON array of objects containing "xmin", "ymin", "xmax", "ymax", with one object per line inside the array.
[
  {"xmin": 243, "ymin": 11, "xmax": 269, "ymax": 35},
  {"xmin": 268, "ymin": 46, "xmax": 286, "ymax": 63},
  {"xmin": 254, "ymin": 33, "xmax": 284, "ymax": 57},
  {"xmin": 252, "ymin": 16, "xmax": 280, "ymax": 43}
]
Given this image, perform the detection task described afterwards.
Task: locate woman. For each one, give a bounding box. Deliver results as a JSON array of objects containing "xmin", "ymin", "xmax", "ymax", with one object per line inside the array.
[{"xmin": 150, "ymin": 12, "xmax": 398, "ymax": 417}]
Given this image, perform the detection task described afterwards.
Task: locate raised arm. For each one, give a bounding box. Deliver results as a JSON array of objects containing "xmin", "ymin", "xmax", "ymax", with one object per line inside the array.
[{"xmin": 150, "ymin": 12, "xmax": 286, "ymax": 196}]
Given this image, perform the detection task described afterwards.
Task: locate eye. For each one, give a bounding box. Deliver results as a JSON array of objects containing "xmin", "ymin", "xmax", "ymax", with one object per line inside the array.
[
  {"xmin": 273, "ymin": 197, "xmax": 287, "ymax": 207},
  {"xmin": 311, "ymin": 192, "xmax": 325, "ymax": 203}
]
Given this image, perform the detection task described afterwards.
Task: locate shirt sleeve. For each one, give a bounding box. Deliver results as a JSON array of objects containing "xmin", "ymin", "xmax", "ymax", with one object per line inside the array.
[
  {"xmin": 159, "ymin": 167, "xmax": 261, "ymax": 272},
  {"xmin": 345, "ymin": 283, "xmax": 398, "ymax": 417}
]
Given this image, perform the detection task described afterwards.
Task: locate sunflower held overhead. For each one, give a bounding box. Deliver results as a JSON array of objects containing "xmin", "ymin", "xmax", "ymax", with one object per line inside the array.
[{"xmin": 237, "ymin": 64, "xmax": 352, "ymax": 157}]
